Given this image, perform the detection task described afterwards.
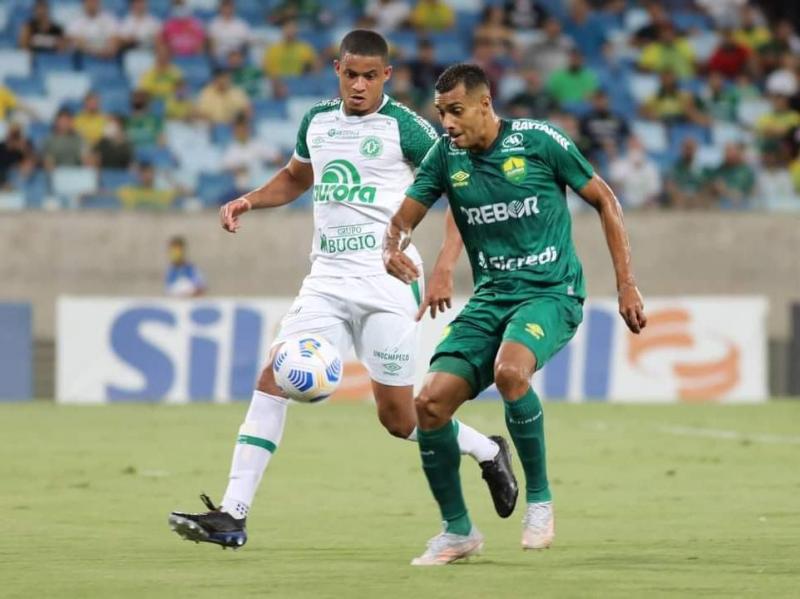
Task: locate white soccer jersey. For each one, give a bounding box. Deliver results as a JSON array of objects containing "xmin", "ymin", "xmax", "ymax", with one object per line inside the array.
[{"xmin": 293, "ymin": 95, "xmax": 439, "ymax": 277}]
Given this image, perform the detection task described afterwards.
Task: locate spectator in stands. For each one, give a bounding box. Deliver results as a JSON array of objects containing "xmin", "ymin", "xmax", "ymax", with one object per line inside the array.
[
  {"xmin": 755, "ymin": 92, "xmax": 800, "ymax": 165},
  {"xmin": 0, "ymin": 123, "xmax": 37, "ymax": 187},
  {"xmin": 389, "ymin": 64, "xmax": 421, "ymax": 109},
  {"xmin": 165, "ymin": 235, "xmax": 206, "ymax": 296},
  {"xmin": 268, "ymin": 0, "xmax": 333, "ymax": 29},
  {"xmin": 0, "ymin": 85, "xmax": 36, "ymax": 122},
  {"xmin": 160, "ymin": 0, "xmax": 206, "ymax": 57},
  {"xmin": 733, "ymin": 4, "xmax": 770, "ymax": 52},
  {"xmin": 641, "ymin": 70, "xmax": 709, "ymax": 126},
  {"xmin": 765, "ymin": 53, "xmax": 799, "ymax": 99},
  {"xmin": 506, "ymin": 68, "xmax": 557, "ymax": 120},
  {"xmin": 410, "ymin": 0, "xmax": 455, "ymax": 32},
  {"xmin": 579, "ymin": 89, "xmax": 629, "ymax": 161},
  {"xmin": 469, "ymin": 37, "xmax": 505, "ymax": 98},
  {"xmin": 365, "ymin": 0, "xmax": 411, "ymax": 33},
  {"xmin": 196, "ymin": 68, "xmax": 251, "ymax": 124},
  {"xmin": 608, "ymin": 136, "xmax": 662, "ymax": 209},
  {"xmin": 165, "ymin": 78, "xmax": 194, "ymax": 120},
  {"xmin": 208, "ymin": 0, "xmax": 251, "ymax": 65},
  {"xmin": 503, "ymin": 0, "xmax": 547, "ymax": 30},
  {"xmin": 707, "ymin": 28, "xmax": 751, "ymax": 79},
  {"xmin": 789, "ymin": 150, "xmax": 800, "ymax": 195},
  {"xmin": 139, "ymin": 44, "xmax": 183, "ymax": 100},
  {"xmin": 474, "ymin": 6, "xmax": 514, "ymax": 54},
  {"xmin": 118, "ymin": 161, "xmax": 177, "ymax": 209},
  {"xmin": 546, "ymin": 49, "xmax": 598, "ymax": 105},
  {"xmin": 700, "ymin": 71, "xmax": 739, "ymax": 122},
  {"xmin": 90, "ymin": 115, "xmax": 133, "ymax": 169},
  {"xmin": 222, "ymin": 115, "xmax": 282, "ymax": 194},
  {"xmin": 758, "ymin": 20, "xmax": 800, "ymax": 76},
  {"xmin": 66, "ymin": 0, "xmax": 119, "ymax": 59},
  {"xmin": 74, "ymin": 92, "xmax": 108, "ymax": 145},
  {"xmin": 664, "ymin": 137, "xmax": 709, "ymax": 209},
  {"xmin": 521, "ymin": 17, "xmax": 573, "ymax": 81},
  {"xmin": 262, "ymin": 19, "xmax": 318, "ymax": 79},
  {"xmin": 43, "ymin": 110, "xmax": 84, "ymax": 170},
  {"xmin": 632, "ymin": 1, "xmax": 671, "ymax": 48},
  {"xmin": 706, "ymin": 142, "xmax": 755, "ymax": 209},
  {"xmin": 639, "ymin": 23, "xmax": 695, "ymax": 79},
  {"xmin": 406, "ymin": 38, "xmax": 444, "ymax": 102},
  {"xmin": 118, "ymin": 0, "xmax": 162, "ymax": 51},
  {"xmin": 19, "ymin": 0, "xmax": 67, "ymax": 54},
  {"xmin": 562, "ymin": 0, "xmax": 606, "ymax": 58},
  {"xmin": 125, "ymin": 90, "xmax": 163, "ymax": 147},
  {"xmin": 228, "ymin": 48, "xmax": 262, "ymax": 98}
]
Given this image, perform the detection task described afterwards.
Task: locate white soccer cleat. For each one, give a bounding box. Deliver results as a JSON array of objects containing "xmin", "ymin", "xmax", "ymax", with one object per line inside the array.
[
  {"xmin": 521, "ymin": 501, "xmax": 555, "ymax": 550},
  {"xmin": 410, "ymin": 526, "xmax": 484, "ymax": 566}
]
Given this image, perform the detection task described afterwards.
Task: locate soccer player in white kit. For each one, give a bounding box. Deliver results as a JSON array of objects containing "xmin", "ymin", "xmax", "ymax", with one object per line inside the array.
[{"xmin": 168, "ymin": 30, "xmax": 517, "ymax": 549}]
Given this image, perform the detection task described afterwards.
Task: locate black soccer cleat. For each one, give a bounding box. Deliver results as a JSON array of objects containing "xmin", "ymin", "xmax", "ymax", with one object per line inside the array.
[
  {"xmin": 480, "ymin": 435, "xmax": 519, "ymax": 518},
  {"xmin": 168, "ymin": 494, "xmax": 247, "ymax": 549}
]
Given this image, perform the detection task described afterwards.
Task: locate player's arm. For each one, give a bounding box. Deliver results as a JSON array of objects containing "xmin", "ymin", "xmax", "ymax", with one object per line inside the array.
[
  {"xmin": 578, "ymin": 174, "xmax": 647, "ymax": 334},
  {"xmin": 383, "ymin": 197, "xmax": 429, "ymax": 284},
  {"xmin": 417, "ymin": 207, "xmax": 463, "ymax": 321},
  {"xmin": 219, "ymin": 157, "xmax": 313, "ymax": 233}
]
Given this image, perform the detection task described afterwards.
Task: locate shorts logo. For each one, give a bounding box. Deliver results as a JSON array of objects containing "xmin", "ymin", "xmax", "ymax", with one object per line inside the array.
[
  {"xmin": 502, "ymin": 156, "xmax": 527, "ymax": 184},
  {"xmin": 501, "ymin": 133, "xmax": 523, "ymax": 149},
  {"xmin": 440, "ymin": 326, "xmax": 452, "ymax": 340},
  {"xmin": 383, "ymin": 362, "xmax": 402, "ymax": 375},
  {"xmin": 526, "ymin": 323, "xmax": 545, "ymax": 340},
  {"xmin": 313, "ymin": 160, "xmax": 376, "ymax": 204},
  {"xmin": 451, "ymin": 170, "xmax": 470, "ymax": 187},
  {"xmin": 359, "ymin": 135, "xmax": 383, "ymax": 158}
]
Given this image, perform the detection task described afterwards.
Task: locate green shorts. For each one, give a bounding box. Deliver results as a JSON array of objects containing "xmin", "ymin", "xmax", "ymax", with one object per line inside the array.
[{"xmin": 429, "ymin": 282, "xmax": 583, "ymax": 397}]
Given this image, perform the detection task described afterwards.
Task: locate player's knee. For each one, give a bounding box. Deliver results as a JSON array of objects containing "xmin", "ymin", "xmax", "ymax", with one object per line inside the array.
[
  {"xmin": 379, "ymin": 413, "xmax": 415, "ymax": 439},
  {"xmin": 494, "ymin": 361, "xmax": 530, "ymax": 399},
  {"xmin": 414, "ymin": 391, "xmax": 446, "ymax": 425}
]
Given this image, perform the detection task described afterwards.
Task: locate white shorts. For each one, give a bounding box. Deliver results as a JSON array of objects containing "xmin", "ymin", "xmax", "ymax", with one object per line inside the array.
[{"xmin": 274, "ymin": 272, "xmax": 423, "ymax": 386}]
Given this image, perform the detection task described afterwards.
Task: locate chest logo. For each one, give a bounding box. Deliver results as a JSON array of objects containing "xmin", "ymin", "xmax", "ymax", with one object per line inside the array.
[
  {"xmin": 450, "ymin": 170, "xmax": 470, "ymax": 187},
  {"xmin": 502, "ymin": 156, "xmax": 527, "ymax": 184},
  {"xmin": 313, "ymin": 160, "xmax": 376, "ymax": 204},
  {"xmin": 359, "ymin": 136, "xmax": 383, "ymax": 158}
]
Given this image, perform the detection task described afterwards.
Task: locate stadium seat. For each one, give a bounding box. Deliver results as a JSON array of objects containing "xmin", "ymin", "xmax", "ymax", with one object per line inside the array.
[
  {"xmin": 51, "ymin": 3, "xmax": 84, "ymax": 27},
  {"xmin": 0, "ymin": 191, "xmax": 25, "ymax": 210},
  {"xmin": 165, "ymin": 121, "xmax": 210, "ymax": 155},
  {"xmin": 283, "ymin": 76, "xmax": 321, "ymax": 97},
  {"xmin": 17, "ymin": 169, "xmax": 50, "ymax": 208},
  {"xmin": 623, "ymin": 7, "xmax": 650, "ymax": 33},
  {"xmin": 81, "ymin": 193, "xmax": 122, "ymax": 209},
  {"xmin": 695, "ymin": 144, "xmax": 723, "ymax": 169},
  {"xmin": 5, "ymin": 75, "xmax": 44, "ymax": 96},
  {"xmin": 632, "ymin": 120, "xmax": 668, "ymax": 153},
  {"xmin": 297, "ymin": 30, "xmax": 332, "ymax": 53},
  {"xmin": 196, "ymin": 172, "xmax": 236, "ymax": 206},
  {"xmin": 99, "ymin": 89, "xmax": 131, "ymax": 115},
  {"xmin": 123, "ymin": 49, "xmax": 155, "ymax": 86},
  {"xmin": 287, "ymin": 96, "xmax": 326, "ymax": 124},
  {"xmin": 33, "ymin": 52, "xmax": 76, "ymax": 74},
  {"xmin": 235, "ymin": 0, "xmax": 265, "ymax": 23},
  {"xmin": 669, "ymin": 122, "xmax": 711, "ymax": 149},
  {"xmin": 45, "ymin": 72, "xmax": 91, "ymax": 101},
  {"xmin": 25, "ymin": 96, "xmax": 60, "ymax": 121},
  {"xmin": 135, "ymin": 144, "xmax": 176, "ymax": 168},
  {"xmin": 27, "ymin": 121, "xmax": 51, "ymax": 150},
  {"xmin": 99, "ymin": 169, "xmax": 137, "ymax": 191},
  {"xmin": 256, "ymin": 119, "xmax": 298, "ymax": 152},
  {"xmin": 712, "ymin": 122, "xmax": 748, "ymax": 146},
  {"xmin": 252, "ymin": 98, "xmax": 288, "ymax": 120},
  {"xmin": 673, "ymin": 11, "xmax": 712, "ymax": 32},
  {"xmin": 688, "ymin": 31, "xmax": 720, "ymax": 62},
  {"xmin": 387, "ymin": 31, "xmax": 418, "ymax": 59},
  {"xmin": 628, "ymin": 73, "xmax": 660, "ymax": 104},
  {"xmin": 173, "ymin": 55, "xmax": 211, "ymax": 85},
  {"xmin": 737, "ymin": 99, "xmax": 771, "ymax": 128},
  {"xmin": 0, "ymin": 49, "xmax": 31, "ymax": 80},
  {"xmin": 210, "ymin": 123, "xmax": 234, "ymax": 146},
  {"xmin": 52, "ymin": 167, "xmax": 98, "ymax": 200}
]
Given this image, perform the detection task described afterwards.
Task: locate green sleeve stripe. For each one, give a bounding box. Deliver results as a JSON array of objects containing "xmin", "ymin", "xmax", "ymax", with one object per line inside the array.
[
  {"xmin": 237, "ymin": 435, "xmax": 277, "ymax": 453},
  {"xmin": 410, "ymin": 280, "xmax": 421, "ymax": 307}
]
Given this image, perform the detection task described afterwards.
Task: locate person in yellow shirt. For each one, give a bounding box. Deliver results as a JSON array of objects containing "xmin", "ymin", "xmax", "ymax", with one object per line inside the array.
[
  {"xmin": 755, "ymin": 94, "xmax": 800, "ymax": 163},
  {"xmin": 262, "ymin": 19, "xmax": 318, "ymax": 78},
  {"xmin": 410, "ymin": 0, "xmax": 454, "ymax": 32},
  {"xmin": 639, "ymin": 24, "xmax": 695, "ymax": 79},
  {"xmin": 118, "ymin": 162, "xmax": 177, "ymax": 209},
  {"xmin": 196, "ymin": 68, "xmax": 252, "ymax": 124},
  {"xmin": 139, "ymin": 44, "xmax": 184, "ymax": 100},
  {"xmin": 0, "ymin": 85, "xmax": 18, "ymax": 120},
  {"xmin": 733, "ymin": 5, "xmax": 771, "ymax": 51},
  {"xmin": 73, "ymin": 92, "xmax": 108, "ymax": 145}
]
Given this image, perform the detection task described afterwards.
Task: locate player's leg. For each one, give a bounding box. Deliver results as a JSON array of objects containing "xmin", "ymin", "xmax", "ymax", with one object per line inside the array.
[{"xmin": 499, "ymin": 294, "xmax": 583, "ymax": 550}]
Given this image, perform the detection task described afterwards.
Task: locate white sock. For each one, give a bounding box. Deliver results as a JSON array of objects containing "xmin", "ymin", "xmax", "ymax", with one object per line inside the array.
[
  {"xmin": 220, "ymin": 390, "xmax": 288, "ymax": 519},
  {"xmin": 406, "ymin": 420, "xmax": 499, "ymax": 463}
]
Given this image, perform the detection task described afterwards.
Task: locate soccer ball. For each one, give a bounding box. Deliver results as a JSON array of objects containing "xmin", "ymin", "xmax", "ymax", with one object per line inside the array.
[{"xmin": 273, "ymin": 335, "xmax": 343, "ymax": 403}]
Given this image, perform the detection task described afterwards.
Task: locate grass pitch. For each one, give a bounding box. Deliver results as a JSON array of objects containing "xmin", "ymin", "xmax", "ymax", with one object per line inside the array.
[{"xmin": 1, "ymin": 401, "xmax": 799, "ymax": 598}]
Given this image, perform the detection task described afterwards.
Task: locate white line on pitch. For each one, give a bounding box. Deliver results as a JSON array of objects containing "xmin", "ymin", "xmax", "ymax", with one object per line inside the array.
[{"xmin": 659, "ymin": 425, "xmax": 800, "ymax": 445}]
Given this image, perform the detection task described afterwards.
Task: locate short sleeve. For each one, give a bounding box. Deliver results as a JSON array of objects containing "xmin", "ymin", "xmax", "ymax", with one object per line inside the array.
[
  {"xmin": 293, "ymin": 111, "xmax": 312, "ymax": 162},
  {"xmin": 405, "ymin": 139, "xmax": 446, "ymax": 207},
  {"xmin": 399, "ymin": 114, "xmax": 438, "ymax": 167},
  {"xmin": 541, "ymin": 125, "xmax": 594, "ymax": 192}
]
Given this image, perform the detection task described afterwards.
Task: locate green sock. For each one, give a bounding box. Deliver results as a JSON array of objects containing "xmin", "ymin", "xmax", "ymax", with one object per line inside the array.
[
  {"xmin": 417, "ymin": 421, "xmax": 472, "ymax": 535},
  {"xmin": 504, "ymin": 388, "xmax": 552, "ymax": 503}
]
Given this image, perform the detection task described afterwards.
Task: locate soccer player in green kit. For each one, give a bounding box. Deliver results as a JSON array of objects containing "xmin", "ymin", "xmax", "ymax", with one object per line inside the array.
[{"xmin": 383, "ymin": 64, "xmax": 648, "ymax": 566}]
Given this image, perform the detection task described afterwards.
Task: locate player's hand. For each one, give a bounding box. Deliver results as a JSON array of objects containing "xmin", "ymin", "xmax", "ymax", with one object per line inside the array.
[
  {"xmin": 416, "ymin": 268, "xmax": 453, "ymax": 321},
  {"xmin": 383, "ymin": 248, "xmax": 420, "ymax": 285},
  {"xmin": 619, "ymin": 283, "xmax": 647, "ymax": 334},
  {"xmin": 219, "ymin": 197, "xmax": 252, "ymax": 233}
]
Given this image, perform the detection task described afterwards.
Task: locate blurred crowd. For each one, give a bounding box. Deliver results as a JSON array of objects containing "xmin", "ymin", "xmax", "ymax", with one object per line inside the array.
[{"xmin": 0, "ymin": 0, "xmax": 799, "ymax": 212}]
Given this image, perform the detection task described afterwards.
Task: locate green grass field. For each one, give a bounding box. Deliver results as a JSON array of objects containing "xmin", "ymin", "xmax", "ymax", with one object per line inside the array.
[{"xmin": 1, "ymin": 401, "xmax": 799, "ymax": 598}]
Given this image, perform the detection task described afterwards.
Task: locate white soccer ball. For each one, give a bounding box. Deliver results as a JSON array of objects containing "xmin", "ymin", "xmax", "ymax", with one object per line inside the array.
[{"xmin": 273, "ymin": 335, "xmax": 342, "ymax": 403}]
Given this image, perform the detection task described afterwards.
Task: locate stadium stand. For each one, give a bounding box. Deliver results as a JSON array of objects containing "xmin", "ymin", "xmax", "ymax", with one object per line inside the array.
[{"xmin": 0, "ymin": 0, "xmax": 798, "ymax": 212}]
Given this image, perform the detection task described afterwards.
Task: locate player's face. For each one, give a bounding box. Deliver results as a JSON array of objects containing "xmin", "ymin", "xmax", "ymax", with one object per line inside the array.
[
  {"xmin": 435, "ymin": 84, "xmax": 491, "ymax": 149},
  {"xmin": 335, "ymin": 53, "xmax": 391, "ymax": 116}
]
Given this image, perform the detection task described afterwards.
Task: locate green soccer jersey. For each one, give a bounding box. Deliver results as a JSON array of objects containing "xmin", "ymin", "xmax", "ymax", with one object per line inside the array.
[{"xmin": 406, "ymin": 118, "xmax": 594, "ymax": 298}]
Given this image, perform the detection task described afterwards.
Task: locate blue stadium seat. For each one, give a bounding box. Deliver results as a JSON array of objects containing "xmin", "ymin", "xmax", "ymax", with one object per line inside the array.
[
  {"xmin": 283, "ymin": 76, "xmax": 321, "ymax": 96},
  {"xmin": 99, "ymin": 89, "xmax": 131, "ymax": 115},
  {"xmin": 387, "ymin": 31, "xmax": 418, "ymax": 59},
  {"xmin": 668, "ymin": 122, "xmax": 711, "ymax": 150},
  {"xmin": 173, "ymin": 55, "xmax": 212, "ymax": 86},
  {"xmin": 210, "ymin": 123, "xmax": 234, "ymax": 146},
  {"xmin": 135, "ymin": 144, "xmax": 177, "ymax": 168},
  {"xmin": 4, "ymin": 75, "xmax": 44, "ymax": 96},
  {"xmin": 27, "ymin": 121, "xmax": 51, "ymax": 150},
  {"xmin": 0, "ymin": 49, "xmax": 32, "ymax": 79},
  {"xmin": 561, "ymin": 101, "xmax": 592, "ymax": 118},
  {"xmin": 99, "ymin": 169, "xmax": 137, "ymax": 191},
  {"xmin": 80, "ymin": 56, "xmax": 121, "ymax": 77},
  {"xmin": 672, "ymin": 11, "xmax": 712, "ymax": 33},
  {"xmin": 18, "ymin": 170, "xmax": 50, "ymax": 208},
  {"xmin": 52, "ymin": 166, "xmax": 98, "ymax": 200},
  {"xmin": 632, "ymin": 120, "xmax": 668, "ymax": 153},
  {"xmin": 197, "ymin": 172, "xmax": 236, "ymax": 206},
  {"xmin": 45, "ymin": 71, "xmax": 92, "ymax": 100},
  {"xmin": 82, "ymin": 193, "xmax": 122, "ymax": 209},
  {"xmin": 33, "ymin": 52, "xmax": 76, "ymax": 74},
  {"xmin": 252, "ymin": 98, "xmax": 288, "ymax": 120},
  {"xmin": 0, "ymin": 191, "xmax": 25, "ymax": 210},
  {"xmin": 297, "ymin": 30, "xmax": 332, "ymax": 53},
  {"xmin": 123, "ymin": 49, "xmax": 154, "ymax": 86}
]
